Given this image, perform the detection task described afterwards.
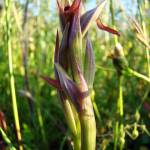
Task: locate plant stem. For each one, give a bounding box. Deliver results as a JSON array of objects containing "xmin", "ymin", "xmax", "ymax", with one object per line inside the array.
[
  {"xmin": 137, "ymin": 0, "xmax": 150, "ymax": 77},
  {"xmin": 117, "ymin": 76, "xmax": 124, "ymax": 150},
  {"xmin": 114, "ymin": 76, "xmax": 124, "ymax": 150},
  {"xmin": 73, "ymin": 134, "xmax": 81, "ymax": 150},
  {"xmin": 136, "ymin": 0, "xmax": 150, "ymax": 110},
  {"xmin": 110, "ymin": 0, "xmax": 118, "ymax": 45},
  {"xmin": 110, "ymin": 1, "xmax": 124, "ymax": 149},
  {"xmin": 126, "ymin": 68, "xmax": 150, "ymax": 83},
  {"xmin": 59, "ymin": 135, "xmax": 67, "ymax": 150},
  {"xmin": 117, "ymin": 76, "xmax": 123, "ymax": 117},
  {"xmin": 0, "ymin": 127, "xmax": 16, "ymax": 150},
  {"xmin": 22, "ymin": 0, "xmax": 35, "ymax": 126},
  {"xmin": 114, "ymin": 121, "xmax": 119, "ymax": 150},
  {"xmin": 74, "ymin": 74, "xmax": 96, "ymax": 150},
  {"xmin": 80, "ymin": 112, "xmax": 96, "ymax": 150},
  {"xmin": 4, "ymin": 0, "xmax": 23, "ymax": 149},
  {"xmin": 36, "ymin": 92, "xmax": 48, "ymax": 149},
  {"xmin": 146, "ymin": 47, "xmax": 150, "ymax": 77}
]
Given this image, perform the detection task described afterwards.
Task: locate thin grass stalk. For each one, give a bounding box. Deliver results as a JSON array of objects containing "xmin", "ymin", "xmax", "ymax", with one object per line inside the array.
[
  {"xmin": 4, "ymin": 0, "xmax": 23, "ymax": 149},
  {"xmin": 126, "ymin": 68, "xmax": 150, "ymax": 83},
  {"xmin": 146, "ymin": 47, "xmax": 150, "ymax": 77},
  {"xmin": 33, "ymin": 2, "xmax": 49, "ymax": 147},
  {"xmin": 110, "ymin": 1, "xmax": 123, "ymax": 149},
  {"xmin": 117, "ymin": 76, "xmax": 124, "ymax": 150},
  {"xmin": 137, "ymin": 0, "xmax": 150, "ymax": 78},
  {"xmin": 113, "ymin": 121, "xmax": 119, "ymax": 150},
  {"xmin": 0, "ymin": 127, "xmax": 16, "ymax": 150},
  {"xmin": 113, "ymin": 76, "xmax": 124, "ymax": 150},
  {"xmin": 35, "ymin": 81, "xmax": 48, "ymax": 149},
  {"xmin": 59, "ymin": 135, "xmax": 67, "ymax": 150},
  {"xmin": 137, "ymin": 0, "xmax": 150, "ymax": 107},
  {"xmin": 110, "ymin": 0, "xmax": 118, "ymax": 45},
  {"xmin": 134, "ymin": 0, "xmax": 150, "ymax": 112},
  {"xmin": 22, "ymin": 0, "xmax": 35, "ymax": 126},
  {"xmin": 137, "ymin": 0, "xmax": 150, "ymax": 77}
]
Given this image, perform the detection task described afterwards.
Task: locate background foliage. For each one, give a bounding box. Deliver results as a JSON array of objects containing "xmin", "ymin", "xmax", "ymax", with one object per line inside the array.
[{"xmin": 0, "ymin": 0, "xmax": 150, "ymax": 149}]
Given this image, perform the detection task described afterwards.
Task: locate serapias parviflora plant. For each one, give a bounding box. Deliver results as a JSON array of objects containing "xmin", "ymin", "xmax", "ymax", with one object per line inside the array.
[{"xmin": 42, "ymin": 0, "xmax": 120, "ymax": 150}]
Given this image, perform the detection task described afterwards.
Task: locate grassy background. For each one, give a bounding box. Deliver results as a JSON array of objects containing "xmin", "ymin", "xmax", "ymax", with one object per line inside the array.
[{"xmin": 0, "ymin": 0, "xmax": 150, "ymax": 149}]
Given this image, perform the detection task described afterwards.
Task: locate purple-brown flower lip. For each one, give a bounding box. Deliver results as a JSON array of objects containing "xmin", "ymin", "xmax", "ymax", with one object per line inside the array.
[
  {"xmin": 64, "ymin": 5, "xmax": 70, "ymax": 11},
  {"xmin": 57, "ymin": 0, "xmax": 81, "ymax": 14}
]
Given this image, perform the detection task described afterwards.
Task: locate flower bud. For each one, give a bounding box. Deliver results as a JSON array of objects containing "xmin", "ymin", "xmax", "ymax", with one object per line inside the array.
[
  {"xmin": 132, "ymin": 123, "xmax": 139, "ymax": 139},
  {"xmin": 114, "ymin": 43, "xmax": 124, "ymax": 57},
  {"xmin": 132, "ymin": 129, "xmax": 139, "ymax": 139},
  {"xmin": 113, "ymin": 43, "xmax": 128, "ymax": 75},
  {"xmin": 135, "ymin": 111, "xmax": 140, "ymax": 122},
  {"xmin": 141, "ymin": 124, "xmax": 146, "ymax": 132},
  {"xmin": 119, "ymin": 137, "xmax": 125, "ymax": 146}
]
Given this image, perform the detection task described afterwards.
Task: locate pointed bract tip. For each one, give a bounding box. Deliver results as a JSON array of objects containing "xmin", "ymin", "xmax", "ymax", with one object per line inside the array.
[
  {"xmin": 55, "ymin": 63, "xmax": 85, "ymax": 111},
  {"xmin": 81, "ymin": 0, "xmax": 106, "ymax": 37},
  {"xmin": 41, "ymin": 75, "xmax": 62, "ymax": 90}
]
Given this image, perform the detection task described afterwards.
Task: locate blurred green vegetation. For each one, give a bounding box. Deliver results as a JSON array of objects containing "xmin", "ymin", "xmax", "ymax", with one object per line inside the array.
[{"xmin": 0, "ymin": 0, "xmax": 150, "ymax": 149}]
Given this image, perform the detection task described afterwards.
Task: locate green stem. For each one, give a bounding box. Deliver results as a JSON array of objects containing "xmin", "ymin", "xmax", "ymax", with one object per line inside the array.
[
  {"xmin": 59, "ymin": 135, "xmax": 67, "ymax": 150},
  {"xmin": 110, "ymin": 0, "xmax": 118, "ymax": 45},
  {"xmin": 78, "ymin": 86, "xmax": 96, "ymax": 150},
  {"xmin": 117, "ymin": 76, "xmax": 123, "ymax": 117},
  {"xmin": 136, "ymin": 0, "xmax": 150, "ymax": 111},
  {"xmin": 114, "ymin": 76, "xmax": 124, "ymax": 150},
  {"xmin": 118, "ymin": 76, "xmax": 124, "ymax": 150},
  {"xmin": 73, "ymin": 134, "xmax": 81, "ymax": 150},
  {"xmin": 110, "ymin": 1, "xmax": 124, "ymax": 149},
  {"xmin": 80, "ymin": 113, "xmax": 96, "ymax": 150},
  {"xmin": 4, "ymin": 0, "xmax": 23, "ymax": 150},
  {"xmin": 146, "ymin": 47, "xmax": 150, "ymax": 77},
  {"xmin": 114, "ymin": 121, "xmax": 119, "ymax": 150},
  {"xmin": 137, "ymin": 0, "xmax": 150, "ymax": 77},
  {"xmin": 36, "ymin": 98, "xmax": 48, "ymax": 148},
  {"xmin": 126, "ymin": 68, "xmax": 150, "ymax": 83},
  {"xmin": 0, "ymin": 127, "xmax": 16, "ymax": 150}
]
